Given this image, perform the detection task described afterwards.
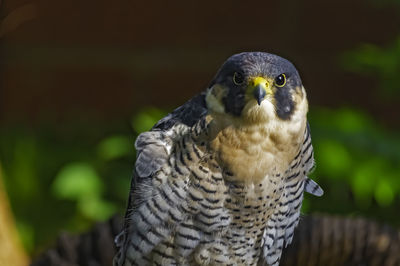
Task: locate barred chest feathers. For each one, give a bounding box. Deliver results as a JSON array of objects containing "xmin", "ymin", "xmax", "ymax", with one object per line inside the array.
[{"xmin": 180, "ymin": 105, "xmax": 309, "ymax": 265}]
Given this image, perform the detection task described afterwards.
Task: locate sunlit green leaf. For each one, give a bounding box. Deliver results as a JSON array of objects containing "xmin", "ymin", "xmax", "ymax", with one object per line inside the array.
[
  {"xmin": 77, "ymin": 195, "xmax": 116, "ymax": 220},
  {"xmin": 351, "ymin": 158, "xmax": 390, "ymax": 208},
  {"xmin": 52, "ymin": 162, "xmax": 102, "ymax": 200},
  {"xmin": 131, "ymin": 108, "xmax": 166, "ymax": 133},
  {"xmin": 374, "ymin": 179, "xmax": 394, "ymax": 207},
  {"xmin": 334, "ymin": 108, "xmax": 371, "ymax": 133},
  {"xmin": 315, "ymin": 139, "xmax": 352, "ymax": 178},
  {"xmin": 97, "ymin": 135, "xmax": 132, "ymax": 161}
]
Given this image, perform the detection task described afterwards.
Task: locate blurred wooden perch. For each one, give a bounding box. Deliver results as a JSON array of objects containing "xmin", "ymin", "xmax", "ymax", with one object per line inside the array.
[
  {"xmin": 280, "ymin": 215, "xmax": 400, "ymax": 266},
  {"xmin": 0, "ymin": 163, "xmax": 29, "ymax": 266},
  {"xmin": 31, "ymin": 214, "xmax": 400, "ymax": 266}
]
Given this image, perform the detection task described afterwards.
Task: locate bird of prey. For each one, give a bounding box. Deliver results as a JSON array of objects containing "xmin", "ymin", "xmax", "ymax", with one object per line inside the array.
[{"xmin": 113, "ymin": 52, "xmax": 323, "ymax": 266}]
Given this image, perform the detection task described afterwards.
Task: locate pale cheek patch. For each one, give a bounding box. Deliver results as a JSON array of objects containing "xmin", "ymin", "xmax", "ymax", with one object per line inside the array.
[{"xmin": 206, "ymin": 85, "xmax": 227, "ymax": 114}]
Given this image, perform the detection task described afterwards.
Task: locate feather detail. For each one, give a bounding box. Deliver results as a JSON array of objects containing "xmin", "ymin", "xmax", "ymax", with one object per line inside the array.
[{"xmin": 304, "ymin": 177, "xmax": 324, "ymax": 197}]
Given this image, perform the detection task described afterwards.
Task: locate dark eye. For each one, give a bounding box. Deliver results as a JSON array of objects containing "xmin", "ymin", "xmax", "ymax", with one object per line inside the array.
[
  {"xmin": 233, "ymin": 72, "xmax": 245, "ymax": 85},
  {"xmin": 275, "ymin": 73, "xmax": 286, "ymax": 87}
]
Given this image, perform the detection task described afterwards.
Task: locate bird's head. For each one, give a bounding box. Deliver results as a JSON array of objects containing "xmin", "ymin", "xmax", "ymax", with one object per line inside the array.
[{"xmin": 206, "ymin": 52, "xmax": 307, "ymax": 125}]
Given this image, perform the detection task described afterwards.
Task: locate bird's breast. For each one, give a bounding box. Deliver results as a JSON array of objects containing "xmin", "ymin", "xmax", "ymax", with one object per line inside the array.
[{"xmin": 209, "ymin": 121, "xmax": 305, "ymax": 183}]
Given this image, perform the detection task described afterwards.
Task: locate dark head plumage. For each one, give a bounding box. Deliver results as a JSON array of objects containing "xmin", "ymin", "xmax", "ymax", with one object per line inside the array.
[{"xmin": 207, "ymin": 52, "xmax": 304, "ymax": 121}]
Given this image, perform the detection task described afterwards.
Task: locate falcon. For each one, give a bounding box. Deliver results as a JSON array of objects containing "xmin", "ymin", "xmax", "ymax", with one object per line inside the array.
[{"xmin": 114, "ymin": 52, "xmax": 323, "ymax": 266}]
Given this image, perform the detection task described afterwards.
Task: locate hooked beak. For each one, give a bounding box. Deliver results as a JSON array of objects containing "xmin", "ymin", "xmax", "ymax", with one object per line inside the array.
[
  {"xmin": 249, "ymin": 77, "xmax": 272, "ymax": 105},
  {"xmin": 253, "ymin": 85, "xmax": 266, "ymax": 105}
]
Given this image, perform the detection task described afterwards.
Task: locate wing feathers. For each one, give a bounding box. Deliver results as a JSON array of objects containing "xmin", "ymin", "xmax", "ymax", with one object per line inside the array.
[{"xmin": 304, "ymin": 177, "xmax": 324, "ymax": 197}]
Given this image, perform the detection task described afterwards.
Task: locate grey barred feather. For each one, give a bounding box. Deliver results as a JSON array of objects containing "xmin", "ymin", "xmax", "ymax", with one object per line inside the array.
[{"xmin": 304, "ymin": 178, "xmax": 323, "ymax": 197}]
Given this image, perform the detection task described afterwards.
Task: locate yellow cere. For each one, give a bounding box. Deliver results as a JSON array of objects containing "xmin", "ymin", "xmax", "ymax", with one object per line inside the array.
[{"xmin": 249, "ymin": 76, "xmax": 273, "ymax": 95}]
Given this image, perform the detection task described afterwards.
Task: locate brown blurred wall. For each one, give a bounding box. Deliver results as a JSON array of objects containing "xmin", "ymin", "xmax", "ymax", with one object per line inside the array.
[{"xmin": 1, "ymin": 0, "xmax": 399, "ymax": 126}]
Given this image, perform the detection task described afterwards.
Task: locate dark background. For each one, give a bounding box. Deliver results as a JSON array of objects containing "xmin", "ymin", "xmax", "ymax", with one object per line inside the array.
[{"xmin": 0, "ymin": 0, "xmax": 399, "ymax": 261}]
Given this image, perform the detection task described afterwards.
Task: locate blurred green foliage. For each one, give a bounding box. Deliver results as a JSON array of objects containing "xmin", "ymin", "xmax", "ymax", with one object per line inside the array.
[
  {"xmin": 0, "ymin": 109, "xmax": 167, "ymax": 255},
  {"xmin": 1, "ymin": 105, "xmax": 399, "ymax": 256},
  {"xmin": 52, "ymin": 162, "xmax": 116, "ymax": 220},
  {"xmin": 131, "ymin": 108, "xmax": 166, "ymax": 134},
  {"xmin": 341, "ymin": 37, "xmax": 400, "ymax": 97},
  {"xmin": 303, "ymin": 107, "xmax": 400, "ymax": 219}
]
